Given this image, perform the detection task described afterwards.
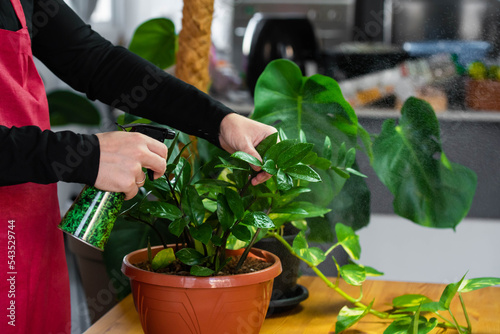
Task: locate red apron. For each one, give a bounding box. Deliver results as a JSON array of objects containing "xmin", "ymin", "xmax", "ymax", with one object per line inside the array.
[{"xmin": 0, "ymin": 0, "xmax": 71, "ymax": 333}]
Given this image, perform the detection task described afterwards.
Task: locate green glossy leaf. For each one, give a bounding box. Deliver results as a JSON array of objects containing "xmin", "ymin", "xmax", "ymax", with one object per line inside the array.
[
  {"xmin": 439, "ymin": 273, "xmax": 467, "ymax": 310},
  {"xmin": 190, "ymin": 224, "xmax": 213, "ymax": 244},
  {"xmin": 314, "ymin": 156, "xmax": 332, "ymax": 170},
  {"xmin": 394, "ymin": 302, "xmax": 444, "ymax": 314},
  {"xmin": 269, "ymin": 201, "xmax": 330, "ymax": 225},
  {"xmin": 48, "ymin": 90, "xmax": 101, "ymax": 126},
  {"xmin": 292, "ymin": 231, "xmax": 308, "ymax": 249},
  {"xmin": 176, "ymin": 248, "xmax": 206, "ymax": 266},
  {"xmin": 264, "ymin": 139, "xmax": 296, "ymax": 162},
  {"xmin": 256, "ymin": 132, "xmax": 279, "ymax": 157},
  {"xmin": 284, "ymin": 164, "xmax": 321, "ymax": 182},
  {"xmin": 331, "ymin": 166, "xmax": 350, "ymax": 179},
  {"xmin": 231, "ymin": 224, "xmax": 252, "ymax": 242},
  {"xmin": 301, "ymin": 150, "xmax": 319, "ymax": 165},
  {"xmin": 225, "ymin": 188, "xmax": 245, "ymax": 220},
  {"xmin": 459, "ymin": 277, "xmax": 500, "ymax": 293},
  {"xmin": 139, "ymin": 201, "xmax": 182, "ymax": 220},
  {"xmin": 292, "ymin": 232, "xmax": 326, "ymax": 266},
  {"xmin": 344, "ymin": 148, "xmax": 356, "ymax": 167},
  {"xmin": 372, "ymin": 97, "xmax": 477, "ymax": 229},
  {"xmin": 151, "ymin": 248, "xmax": 175, "ymax": 270},
  {"xmin": 276, "ymin": 143, "xmax": 314, "ymax": 169},
  {"xmin": 357, "ymin": 123, "xmax": 374, "ymax": 162},
  {"xmin": 217, "ymin": 194, "xmax": 235, "ymax": 230},
  {"xmin": 261, "ymin": 159, "xmax": 278, "ymax": 175},
  {"xmin": 345, "ymin": 167, "xmax": 368, "ymax": 178},
  {"xmin": 337, "ymin": 142, "xmax": 347, "ymax": 165},
  {"xmin": 276, "ymin": 169, "xmax": 293, "ymax": 191},
  {"xmin": 146, "ymin": 175, "xmax": 171, "ymax": 194},
  {"xmin": 183, "ymin": 186, "xmax": 205, "ymax": 226},
  {"xmin": 291, "ymin": 220, "xmax": 308, "ymax": 231},
  {"xmin": 168, "ymin": 217, "xmax": 189, "ymax": 237},
  {"xmin": 393, "ymin": 294, "xmax": 433, "ymax": 309},
  {"xmin": 335, "ymin": 303, "xmax": 373, "ymax": 333},
  {"xmin": 323, "ymin": 136, "xmax": 332, "ymax": 160},
  {"xmin": 298, "ymin": 129, "xmax": 306, "ymax": 143},
  {"xmin": 190, "ymin": 265, "xmax": 215, "ymax": 277},
  {"xmin": 172, "ymin": 157, "xmax": 191, "ymax": 192},
  {"xmin": 339, "ymin": 264, "xmax": 366, "ymax": 286},
  {"xmin": 129, "ymin": 18, "xmax": 177, "ymax": 69},
  {"xmin": 231, "ymin": 151, "xmax": 262, "ymax": 167},
  {"xmin": 275, "ymin": 187, "xmax": 311, "ymax": 207},
  {"xmin": 384, "ymin": 317, "xmax": 438, "ymax": 334},
  {"xmin": 242, "ymin": 212, "xmax": 275, "ymax": 229},
  {"xmin": 278, "ymin": 128, "xmax": 288, "ymax": 141},
  {"xmin": 215, "ymin": 156, "xmax": 250, "ymax": 171},
  {"xmin": 313, "ymin": 163, "xmax": 371, "ymax": 236},
  {"xmin": 364, "ymin": 265, "xmax": 384, "ymax": 277},
  {"xmin": 335, "ymin": 223, "xmax": 361, "ymax": 260}
]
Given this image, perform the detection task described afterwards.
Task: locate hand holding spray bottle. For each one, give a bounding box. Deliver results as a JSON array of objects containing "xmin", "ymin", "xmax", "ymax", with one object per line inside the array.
[{"xmin": 58, "ymin": 123, "xmax": 175, "ymax": 250}]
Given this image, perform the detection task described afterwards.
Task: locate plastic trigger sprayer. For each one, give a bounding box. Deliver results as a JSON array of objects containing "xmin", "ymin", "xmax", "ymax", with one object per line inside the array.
[{"xmin": 58, "ymin": 123, "xmax": 176, "ymax": 250}]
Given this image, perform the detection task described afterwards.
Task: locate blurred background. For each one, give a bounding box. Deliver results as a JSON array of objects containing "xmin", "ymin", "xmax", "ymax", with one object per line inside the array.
[{"xmin": 37, "ymin": 1, "xmax": 500, "ymax": 332}]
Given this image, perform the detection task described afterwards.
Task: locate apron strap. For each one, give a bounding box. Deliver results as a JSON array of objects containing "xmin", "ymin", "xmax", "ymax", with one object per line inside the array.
[{"xmin": 9, "ymin": 0, "xmax": 27, "ymax": 29}]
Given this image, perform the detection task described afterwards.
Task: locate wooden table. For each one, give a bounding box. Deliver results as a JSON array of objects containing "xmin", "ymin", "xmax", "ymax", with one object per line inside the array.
[{"xmin": 84, "ymin": 276, "xmax": 500, "ymax": 333}]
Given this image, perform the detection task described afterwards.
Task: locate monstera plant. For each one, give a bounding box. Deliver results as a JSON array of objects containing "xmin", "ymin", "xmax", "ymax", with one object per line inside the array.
[
  {"xmin": 251, "ymin": 59, "xmax": 476, "ymax": 234},
  {"xmin": 249, "ymin": 59, "xmax": 492, "ymax": 333}
]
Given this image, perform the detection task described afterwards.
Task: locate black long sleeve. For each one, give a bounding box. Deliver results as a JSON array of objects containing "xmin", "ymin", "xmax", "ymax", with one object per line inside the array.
[
  {"xmin": 0, "ymin": 0, "xmax": 233, "ymax": 186},
  {"xmin": 0, "ymin": 126, "xmax": 99, "ymax": 185}
]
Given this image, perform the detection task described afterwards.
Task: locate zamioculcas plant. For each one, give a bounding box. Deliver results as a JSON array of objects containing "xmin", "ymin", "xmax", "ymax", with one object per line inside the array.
[{"xmin": 121, "ymin": 130, "xmax": 330, "ymax": 276}]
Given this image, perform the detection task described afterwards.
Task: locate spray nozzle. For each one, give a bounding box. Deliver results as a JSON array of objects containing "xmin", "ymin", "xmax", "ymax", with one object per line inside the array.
[{"xmin": 118, "ymin": 123, "xmax": 176, "ymax": 180}]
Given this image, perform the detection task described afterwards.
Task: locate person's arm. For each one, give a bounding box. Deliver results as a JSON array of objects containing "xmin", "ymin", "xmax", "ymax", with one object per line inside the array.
[
  {"xmin": 0, "ymin": 126, "xmax": 168, "ymax": 199},
  {"xmin": 31, "ymin": 0, "xmax": 232, "ymax": 147},
  {"xmin": 29, "ymin": 0, "xmax": 275, "ymax": 191},
  {"xmin": 0, "ymin": 125, "xmax": 99, "ymax": 186}
]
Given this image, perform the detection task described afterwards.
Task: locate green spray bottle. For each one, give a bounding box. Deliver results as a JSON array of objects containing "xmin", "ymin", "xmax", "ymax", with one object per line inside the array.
[{"xmin": 58, "ymin": 123, "xmax": 175, "ymax": 250}]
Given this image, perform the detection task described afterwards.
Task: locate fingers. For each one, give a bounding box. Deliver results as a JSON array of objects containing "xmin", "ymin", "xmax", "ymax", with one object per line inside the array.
[
  {"xmin": 94, "ymin": 132, "xmax": 168, "ymax": 200},
  {"xmin": 218, "ymin": 114, "xmax": 279, "ymax": 187},
  {"xmin": 251, "ymin": 171, "xmax": 272, "ymax": 186}
]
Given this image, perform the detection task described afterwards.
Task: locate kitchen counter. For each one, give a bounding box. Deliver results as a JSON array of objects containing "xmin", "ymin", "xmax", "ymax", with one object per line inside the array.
[{"xmin": 84, "ymin": 276, "xmax": 500, "ymax": 333}]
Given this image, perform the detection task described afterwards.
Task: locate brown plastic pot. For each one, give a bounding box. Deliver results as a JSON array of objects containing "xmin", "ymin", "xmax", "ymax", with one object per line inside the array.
[{"xmin": 122, "ymin": 245, "xmax": 282, "ymax": 334}]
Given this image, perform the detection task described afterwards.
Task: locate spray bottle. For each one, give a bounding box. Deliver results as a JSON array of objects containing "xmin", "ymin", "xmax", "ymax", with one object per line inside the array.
[{"xmin": 58, "ymin": 123, "xmax": 175, "ymax": 250}]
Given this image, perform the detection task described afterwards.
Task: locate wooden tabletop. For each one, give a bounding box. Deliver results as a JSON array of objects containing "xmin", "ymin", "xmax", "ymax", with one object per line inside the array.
[{"xmin": 84, "ymin": 276, "xmax": 500, "ymax": 334}]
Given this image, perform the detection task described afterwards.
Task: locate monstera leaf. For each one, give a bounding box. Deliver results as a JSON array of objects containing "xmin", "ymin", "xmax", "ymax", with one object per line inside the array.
[
  {"xmin": 128, "ymin": 18, "xmax": 177, "ymax": 69},
  {"xmin": 372, "ymin": 97, "xmax": 477, "ymax": 229},
  {"xmin": 252, "ymin": 59, "xmax": 359, "ymax": 151},
  {"xmin": 252, "ymin": 60, "xmax": 371, "ymax": 233}
]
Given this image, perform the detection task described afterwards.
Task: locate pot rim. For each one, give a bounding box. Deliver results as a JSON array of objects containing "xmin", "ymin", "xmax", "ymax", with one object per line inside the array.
[{"xmin": 122, "ymin": 245, "xmax": 282, "ymax": 289}]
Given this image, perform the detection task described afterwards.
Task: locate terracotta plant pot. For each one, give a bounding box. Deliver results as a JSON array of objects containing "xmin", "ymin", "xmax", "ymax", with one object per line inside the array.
[{"xmin": 122, "ymin": 245, "xmax": 282, "ymax": 334}]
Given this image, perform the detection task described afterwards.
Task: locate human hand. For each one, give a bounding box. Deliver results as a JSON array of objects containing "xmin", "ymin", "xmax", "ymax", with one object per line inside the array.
[
  {"xmin": 95, "ymin": 131, "xmax": 168, "ymax": 200},
  {"xmin": 219, "ymin": 113, "xmax": 277, "ymax": 185}
]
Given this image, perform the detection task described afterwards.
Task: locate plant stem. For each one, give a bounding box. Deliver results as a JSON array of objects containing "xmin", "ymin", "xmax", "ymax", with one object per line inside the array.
[
  {"xmin": 215, "ymin": 197, "xmax": 259, "ymax": 269},
  {"xmin": 240, "ymin": 170, "xmax": 258, "ymax": 196},
  {"xmin": 165, "ymin": 176, "xmax": 181, "ymax": 209},
  {"xmin": 434, "ymin": 312, "xmax": 458, "ymax": 328},
  {"xmin": 126, "ymin": 214, "xmax": 167, "ymax": 248},
  {"xmin": 324, "ymin": 242, "xmax": 340, "ymax": 257},
  {"xmin": 459, "ymin": 293, "xmax": 472, "ymax": 333},
  {"xmin": 448, "ymin": 309, "xmax": 465, "ymax": 334},
  {"xmin": 235, "ymin": 228, "xmax": 261, "ymax": 271},
  {"xmin": 269, "ymin": 232, "xmax": 390, "ymax": 319}
]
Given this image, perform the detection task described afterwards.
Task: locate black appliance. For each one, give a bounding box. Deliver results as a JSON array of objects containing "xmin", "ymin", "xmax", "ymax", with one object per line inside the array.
[{"xmin": 242, "ymin": 13, "xmax": 319, "ymax": 95}]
